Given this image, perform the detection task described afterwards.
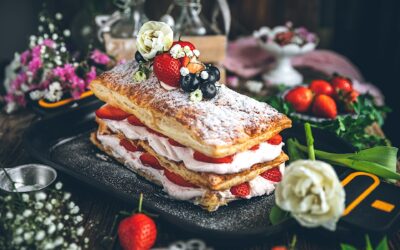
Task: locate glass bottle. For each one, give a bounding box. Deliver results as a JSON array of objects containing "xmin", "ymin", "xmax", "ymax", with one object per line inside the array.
[{"xmin": 110, "ymin": 0, "xmax": 148, "ymax": 38}]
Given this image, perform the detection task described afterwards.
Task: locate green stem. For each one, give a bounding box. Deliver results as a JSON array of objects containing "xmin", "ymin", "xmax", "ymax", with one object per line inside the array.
[
  {"xmin": 304, "ymin": 123, "xmax": 315, "ymax": 160},
  {"xmin": 138, "ymin": 193, "xmax": 143, "ymax": 213}
]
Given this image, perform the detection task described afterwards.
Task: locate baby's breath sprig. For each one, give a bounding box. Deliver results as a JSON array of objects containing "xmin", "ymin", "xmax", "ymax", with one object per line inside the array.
[{"xmin": 0, "ymin": 182, "xmax": 89, "ymax": 250}]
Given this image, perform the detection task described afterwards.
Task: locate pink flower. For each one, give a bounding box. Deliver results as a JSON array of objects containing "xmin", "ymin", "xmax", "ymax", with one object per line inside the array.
[
  {"xmin": 53, "ymin": 64, "xmax": 75, "ymax": 82},
  {"xmin": 85, "ymin": 66, "xmax": 97, "ymax": 83},
  {"xmin": 28, "ymin": 57, "xmax": 42, "ymax": 74},
  {"xmin": 20, "ymin": 50, "xmax": 31, "ymax": 65},
  {"xmin": 31, "ymin": 45, "xmax": 42, "ymax": 58},
  {"xmin": 90, "ymin": 49, "xmax": 110, "ymax": 65},
  {"xmin": 42, "ymin": 39, "xmax": 55, "ymax": 48}
]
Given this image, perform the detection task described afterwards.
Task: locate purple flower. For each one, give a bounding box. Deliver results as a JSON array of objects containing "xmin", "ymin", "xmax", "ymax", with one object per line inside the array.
[
  {"xmin": 85, "ymin": 66, "xmax": 97, "ymax": 83},
  {"xmin": 42, "ymin": 38, "xmax": 55, "ymax": 48},
  {"xmin": 28, "ymin": 57, "xmax": 42, "ymax": 74},
  {"xmin": 20, "ymin": 50, "xmax": 31, "ymax": 65},
  {"xmin": 31, "ymin": 45, "xmax": 42, "ymax": 58},
  {"xmin": 90, "ymin": 49, "xmax": 110, "ymax": 65}
]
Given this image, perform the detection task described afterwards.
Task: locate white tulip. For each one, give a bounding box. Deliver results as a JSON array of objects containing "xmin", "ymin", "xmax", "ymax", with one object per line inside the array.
[
  {"xmin": 136, "ymin": 21, "xmax": 173, "ymax": 60},
  {"xmin": 275, "ymin": 160, "xmax": 345, "ymax": 231}
]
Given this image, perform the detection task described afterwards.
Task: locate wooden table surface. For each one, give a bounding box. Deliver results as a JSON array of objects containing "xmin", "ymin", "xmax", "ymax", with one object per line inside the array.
[{"xmin": 1, "ymin": 110, "xmax": 399, "ymax": 250}]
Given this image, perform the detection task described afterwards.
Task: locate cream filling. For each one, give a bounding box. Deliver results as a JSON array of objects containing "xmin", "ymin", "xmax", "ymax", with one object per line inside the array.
[
  {"xmin": 103, "ymin": 119, "xmax": 284, "ymax": 174},
  {"xmin": 96, "ymin": 134, "xmax": 284, "ymax": 202}
]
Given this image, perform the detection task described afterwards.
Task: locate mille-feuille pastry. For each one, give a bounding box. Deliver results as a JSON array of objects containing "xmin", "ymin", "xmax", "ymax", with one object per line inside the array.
[{"xmin": 89, "ymin": 21, "xmax": 292, "ymax": 211}]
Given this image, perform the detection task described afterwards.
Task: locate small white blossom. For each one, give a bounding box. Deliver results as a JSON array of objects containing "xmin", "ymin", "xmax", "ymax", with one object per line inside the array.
[
  {"xmin": 43, "ymin": 33, "xmax": 49, "ymax": 39},
  {"xmin": 70, "ymin": 206, "xmax": 80, "ymax": 214},
  {"xmin": 14, "ymin": 236, "xmax": 23, "ymax": 245},
  {"xmin": 46, "ymin": 203, "xmax": 53, "ymax": 211},
  {"xmin": 55, "ymin": 182, "xmax": 63, "ymax": 190},
  {"xmin": 30, "ymin": 35, "xmax": 37, "ymax": 41},
  {"xmin": 67, "ymin": 243, "xmax": 79, "ymax": 250},
  {"xmin": 23, "ymin": 231, "xmax": 33, "ymax": 241},
  {"xmin": 193, "ymin": 49, "xmax": 200, "ymax": 57},
  {"xmin": 55, "ymin": 13, "xmax": 63, "ymax": 20},
  {"xmin": 44, "ymin": 218, "xmax": 52, "ymax": 225},
  {"xmin": 52, "ymin": 33, "xmax": 58, "ymax": 40},
  {"xmin": 23, "ymin": 209, "xmax": 33, "ymax": 217},
  {"xmin": 39, "ymin": 16, "xmax": 45, "ymax": 22},
  {"xmin": 169, "ymin": 44, "xmax": 182, "ymax": 59},
  {"xmin": 190, "ymin": 89, "xmax": 203, "ymax": 102},
  {"xmin": 35, "ymin": 192, "xmax": 47, "ymax": 201},
  {"xmin": 16, "ymin": 227, "xmax": 24, "ymax": 235},
  {"xmin": 35, "ymin": 202, "xmax": 44, "ymax": 209},
  {"xmin": 180, "ymin": 67, "xmax": 189, "ymax": 76},
  {"xmin": 48, "ymin": 23, "xmax": 55, "ymax": 32},
  {"xmin": 6, "ymin": 212, "xmax": 13, "ymax": 219},
  {"xmin": 22, "ymin": 194, "xmax": 30, "ymax": 202},
  {"xmin": 35, "ymin": 230, "xmax": 46, "ymax": 241},
  {"xmin": 76, "ymin": 227, "xmax": 84, "ymax": 236},
  {"xmin": 84, "ymin": 237, "xmax": 89, "ymax": 244},
  {"xmin": 245, "ymin": 80, "xmax": 263, "ymax": 94},
  {"xmin": 63, "ymin": 192, "xmax": 71, "ymax": 200},
  {"xmin": 37, "ymin": 37, "xmax": 44, "ymax": 44},
  {"xmin": 57, "ymin": 222, "xmax": 64, "ymax": 230},
  {"xmin": 48, "ymin": 224, "xmax": 56, "ymax": 234},
  {"xmin": 60, "ymin": 46, "xmax": 67, "ymax": 53},
  {"xmin": 64, "ymin": 215, "xmax": 70, "ymax": 220},
  {"xmin": 200, "ymin": 71, "xmax": 209, "ymax": 80},
  {"xmin": 68, "ymin": 201, "xmax": 75, "ymax": 209},
  {"xmin": 63, "ymin": 29, "xmax": 71, "ymax": 37},
  {"xmin": 75, "ymin": 215, "xmax": 83, "ymax": 222},
  {"xmin": 54, "ymin": 236, "xmax": 64, "ymax": 246},
  {"xmin": 44, "ymin": 81, "xmax": 63, "ymax": 102},
  {"xmin": 29, "ymin": 90, "xmax": 44, "ymax": 100}
]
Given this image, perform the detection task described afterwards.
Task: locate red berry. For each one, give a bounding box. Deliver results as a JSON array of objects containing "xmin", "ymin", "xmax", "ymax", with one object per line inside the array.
[
  {"xmin": 193, "ymin": 151, "xmax": 234, "ymax": 164},
  {"xmin": 140, "ymin": 153, "xmax": 164, "ymax": 170},
  {"xmin": 127, "ymin": 115, "xmax": 145, "ymax": 127},
  {"xmin": 250, "ymin": 144, "xmax": 260, "ymax": 151},
  {"xmin": 260, "ymin": 167, "xmax": 282, "ymax": 182},
  {"xmin": 172, "ymin": 40, "xmax": 196, "ymax": 50},
  {"xmin": 347, "ymin": 90, "xmax": 360, "ymax": 103},
  {"xmin": 312, "ymin": 94, "xmax": 338, "ymax": 119},
  {"xmin": 230, "ymin": 182, "xmax": 250, "ymax": 197},
  {"xmin": 120, "ymin": 139, "xmax": 141, "ymax": 152},
  {"xmin": 118, "ymin": 213, "xmax": 157, "ymax": 250},
  {"xmin": 95, "ymin": 105, "xmax": 130, "ymax": 120},
  {"xmin": 267, "ymin": 134, "xmax": 282, "ymax": 145},
  {"xmin": 146, "ymin": 128, "xmax": 166, "ymax": 138},
  {"xmin": 274, "ymin": 31, "xmax": 294, "ymax": 46},
  {"xmin": 309, "ymin": 79, "xmax": 334, "ymax": 96},
  {"xmin": 164, "ymin": 168, "xmax": 198, "ymax": 188},
  {"xmin": 168, "ymin": 139, "xmax": 185, "ymax": 147},
  {"xmin": 153, "ymin": 53, "xmax": 181, "ymax": 88},
  {"xmin": 331, "ymin": 75, "xmax": 353, "ymax": 94},
  {"xmin": 284, "ymin": 86, "xmax": 314, "ymax": 113}
]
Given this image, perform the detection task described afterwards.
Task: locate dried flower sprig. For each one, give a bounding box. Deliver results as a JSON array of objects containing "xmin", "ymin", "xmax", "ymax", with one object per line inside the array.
[{"xmin": 0, "ymin": 182, "xmax": 88, "ymax": 249}]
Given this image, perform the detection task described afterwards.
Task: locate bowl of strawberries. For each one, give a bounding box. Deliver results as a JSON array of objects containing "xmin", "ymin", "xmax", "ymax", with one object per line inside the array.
[{"xmin": 283, "ymin": 73, "xmax": 360, "ymax": 122}]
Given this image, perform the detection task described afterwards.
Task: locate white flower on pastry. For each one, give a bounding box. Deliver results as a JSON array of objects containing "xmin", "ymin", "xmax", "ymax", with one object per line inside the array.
[
  {"xmin": 275, "ymin": 160, "xmax": 345, "ymax": 231},
  {"xmin": 136, "ymin": 21, "xmax": 173, "ymax": 60}
]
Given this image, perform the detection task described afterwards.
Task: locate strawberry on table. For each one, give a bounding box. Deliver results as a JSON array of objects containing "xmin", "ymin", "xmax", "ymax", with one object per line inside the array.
[
  {"xmin": 193, "ymin": 151, "xmax": 234, "ymax": 164},
  {"xmin": 164, "ymin": 168, "xmax": 198, "ymax": 188},
  {"xmin": 153, "ymin": 53, "xmax": 181, "ymax": 88},
  {"xmin": 95, "ymin": 104, "xmax": 130, "ymax": 120},
  {"xmin": 260, "ymin": 167, "xmax": 282, "ymax": 182},
  {"xmin": 309, "ymin": 79, "xmax": 334, "ymax": 96},
  {"xmin": 284, "ymin": 86, "xmax": 314, "ymax": 113},
  {"xmin": 230, "ymin": 182, "xmax": 250, "ymax": 198},
  {"xmin": 331, "ymin": 74, "xmax": 353, "ymax": 94},
  {"xmin": 118, "ymin": 193, "xmax": 157, "ymax": 250},
  {"xmin": 312, "ymin": 94, "xmax": 338, "ymax": 119}
]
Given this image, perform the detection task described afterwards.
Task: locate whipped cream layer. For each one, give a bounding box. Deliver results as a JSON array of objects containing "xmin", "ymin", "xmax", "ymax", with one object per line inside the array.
[
  {"xmin": 102, "ymin": 118, "xmax": 284, "ymax": 174},
  {"xmin": 96, "ymin": 134, "xmax": 283, "ymax": 204}
]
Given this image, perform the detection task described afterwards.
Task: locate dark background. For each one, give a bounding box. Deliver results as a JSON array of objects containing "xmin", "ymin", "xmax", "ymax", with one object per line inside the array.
[{"xmin": 0, "ymin": 0, "xmax": 398, "ymax": 146}]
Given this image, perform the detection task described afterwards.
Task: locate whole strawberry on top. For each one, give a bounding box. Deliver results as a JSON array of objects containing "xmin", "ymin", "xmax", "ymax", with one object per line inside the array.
[
  {"xmin": 133, "ymin": 21, "xmax": 221, "ymax": 101},
  {"xmin": 118, "ymin": 193, "xmax": 157, "ymax": 250}
]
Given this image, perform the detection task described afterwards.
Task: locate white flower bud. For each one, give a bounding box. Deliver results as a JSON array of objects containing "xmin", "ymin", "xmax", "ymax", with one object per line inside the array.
[
  {"xmin": 23, "ymin": 209, "xmax": 32, "ymax": 217},
  {"xmin": 193, "ymin": 49, "xmax": 200, "ymax": 57},
  {"xmin": 35, "ymin": 192, "xmax": 47, "ymax": 201},
  {"xmin": 55, "ymin": 182, "xmax": 63, "ymax": 190},
  {"xmin": 180, "ymin": 67, "xmax": 189, "ymax": 76},
  {"xmin": 35, "ymin": 230, "xmax": 46, "ymax": 241},
  {"xmin": 200, "ymin": 71, "xmax": 209, "ymax": 80}
]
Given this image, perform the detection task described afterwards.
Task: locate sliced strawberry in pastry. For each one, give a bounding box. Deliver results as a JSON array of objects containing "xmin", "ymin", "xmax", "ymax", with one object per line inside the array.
[
  {"xmin": 168, "ymin": 139, "xmax": 185, "ymax": 147},
  {"xmin": 193, "ymin": 151, "xmax": 234, "ymax": 164},
  {"xmin": 119, "ymin": 139, "xmax": 141, "ymax": 152},
  {"xmin": 250, "ymin": 144, "xmax": 260, "ymax": 151},
  {"xmin": 127, "ymin": 115, "xmax": 145, "ymax": 127},
  {"xmin": 139, "ymin": 153, "xmax": 164, "ymax": 170},
  {"xmin": 146, "ymin": 128, "xmax": 167, "ymax": 138},
  {"xmin": 260, "ymin": 167, "xmax": 282, "ymax": 182},
  {"xmin": 95, "ymin": 104, "xmax": 130, "ymax": 120},
  {"xmin": 230, "ymin": 182, "xmax": 250, "ymax": 197},
  {"xmin": 164, "ymin": 168, "xmax": 198, "ymax": 188},
  {"xmin": 267, "ymin": 134, "xmax": 282, "ymax": 145}
]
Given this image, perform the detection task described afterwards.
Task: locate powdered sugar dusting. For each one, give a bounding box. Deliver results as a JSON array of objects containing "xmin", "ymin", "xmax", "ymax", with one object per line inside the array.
[{"xmin": 98, "ymin": 61, "xmax": 287, "ymax": 146}]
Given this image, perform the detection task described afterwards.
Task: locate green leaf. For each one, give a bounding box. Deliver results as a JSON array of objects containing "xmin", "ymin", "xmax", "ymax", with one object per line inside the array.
[
  {"xmin": 287, "ymin": 139, "xmax": 305, "ymax": 162},
  {"xmin": 365, "ymin": 235, "xmax": 373, "ymax": 250},
  {"xmin": 348, "ymin": 146, "xmax": 398, "ymax": 172},
  {"xmin": 269, "ymin": 205, "xmax": 290, "ymax": 225},
  {"xmin": 340, "ymin": 244, "xmax": 358, "ymax": 250},
  {"xmin": 375, "ymin": 237, "xmax": 389, "ymax": 250}
]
